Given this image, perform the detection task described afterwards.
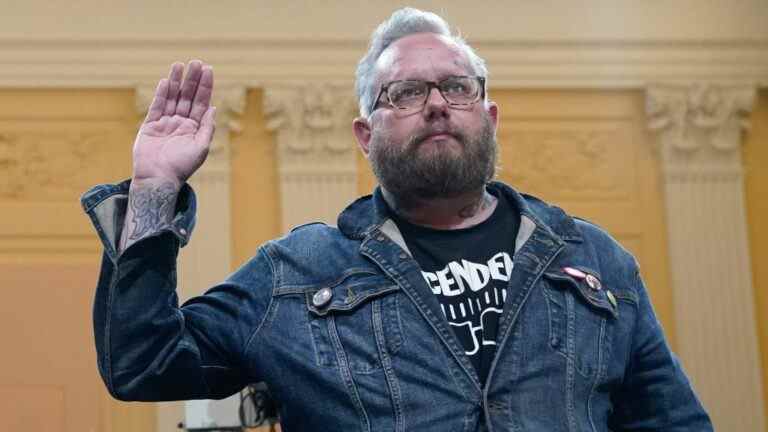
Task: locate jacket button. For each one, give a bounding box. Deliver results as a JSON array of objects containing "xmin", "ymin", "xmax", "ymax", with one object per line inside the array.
[
  {"xmin": 313, "ymin": 287, "xmax": 333, "ymax": 307},
  {"xmin": 179, "ymin": 228, "xmax": 187, "ymax": 236}
]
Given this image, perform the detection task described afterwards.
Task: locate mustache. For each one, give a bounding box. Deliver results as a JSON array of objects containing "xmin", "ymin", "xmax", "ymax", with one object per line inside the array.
[{"xmin": 407, "ymin": 125, "xmax": 466, "ymax": 149}]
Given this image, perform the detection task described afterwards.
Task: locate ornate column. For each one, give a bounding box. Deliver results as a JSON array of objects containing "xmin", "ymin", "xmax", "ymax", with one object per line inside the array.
[
  {"xmin": 646, "ymin": 84, "xmax": 764, "ymax": 431},
  {"xmin": 135, "ymin": 84, "xmax": 247, "ymax": 432},
  {"xmin": 264, "ymin": 84, "xmax": 360, "ymax": 232}
]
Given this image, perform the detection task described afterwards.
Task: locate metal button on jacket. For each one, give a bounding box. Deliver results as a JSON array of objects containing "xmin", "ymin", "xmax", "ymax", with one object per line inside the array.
[{"xmin": 313, "ymin": 287, "xmax": 333, "ymax": 307}]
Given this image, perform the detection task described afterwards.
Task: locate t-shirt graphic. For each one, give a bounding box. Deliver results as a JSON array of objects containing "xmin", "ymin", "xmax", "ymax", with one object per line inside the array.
[
  {"xmin": 422, "ymin": 252, "xmax": 513, "ymax": 357},
  {"xmin": 392, "ymin": 190, "xmax": 520, "ymax": 384}
]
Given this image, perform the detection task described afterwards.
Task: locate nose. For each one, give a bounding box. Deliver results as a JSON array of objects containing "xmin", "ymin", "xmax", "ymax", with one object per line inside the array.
[{"xmin": 422, "ymin": 86, "xmax": 449, "ymax": 119}]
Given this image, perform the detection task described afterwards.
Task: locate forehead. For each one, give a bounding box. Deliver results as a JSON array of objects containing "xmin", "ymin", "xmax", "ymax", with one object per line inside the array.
[{"xmin": 376, "ymin": 33, "xmax": 473, "ymax": 82}]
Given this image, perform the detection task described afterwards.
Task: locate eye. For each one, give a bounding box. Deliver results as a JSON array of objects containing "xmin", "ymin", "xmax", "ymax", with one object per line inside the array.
[
  {"xmin": 389, "ymin": 82, "xmax": 426, "ymax": 104},
  {"xmin": 441, "ymin": 78, "xmax": 471, "ymax": 95}
]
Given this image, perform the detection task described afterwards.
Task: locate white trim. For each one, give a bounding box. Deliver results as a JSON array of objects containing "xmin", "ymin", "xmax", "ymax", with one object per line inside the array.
[{"xmin": 1, "ymin": 37, "xmax": 766, "ymax": 88}]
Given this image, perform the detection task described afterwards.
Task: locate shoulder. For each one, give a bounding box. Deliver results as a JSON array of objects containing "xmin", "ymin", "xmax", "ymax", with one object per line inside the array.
[
  {"xmin": 520, "ymin": 192, "xmax": 640, "ymax": 287},
  {"xmin": 265, "ymin": 221, "xmax": 352, "ymax": 256},
  {"xmin": 261, "ymin": 221, "xmax": 369, "ymax": 288}
]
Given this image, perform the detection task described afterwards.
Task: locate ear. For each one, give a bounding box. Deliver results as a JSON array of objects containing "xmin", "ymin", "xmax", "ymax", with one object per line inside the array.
[
  {"xmin": 352, "ymin": 117, "xmax": 373, "ymax": 157},
  {"xmin": 486, "ymin": 100, "xmax": 499, "ymax": 131}
]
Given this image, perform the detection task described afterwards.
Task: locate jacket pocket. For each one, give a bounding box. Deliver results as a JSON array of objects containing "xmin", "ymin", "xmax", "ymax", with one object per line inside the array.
[
  {"xmin": 541, "ymin": 269, "xmax": 617, "ymax": 378},
  {"xmin": 306, "ymin": 270, "xmax": 403, "ymax": 374}
]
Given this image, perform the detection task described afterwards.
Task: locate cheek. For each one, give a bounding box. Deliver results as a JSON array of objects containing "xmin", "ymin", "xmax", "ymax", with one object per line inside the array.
[{"xmin": 372, "ymin": 116, "xmax": 409, "ymax": 142}]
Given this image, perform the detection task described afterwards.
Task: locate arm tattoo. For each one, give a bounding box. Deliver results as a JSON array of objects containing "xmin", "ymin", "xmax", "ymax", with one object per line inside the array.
[{"xmin": 126, "ymin": 182, "xmax": 178, "ymax": 241}]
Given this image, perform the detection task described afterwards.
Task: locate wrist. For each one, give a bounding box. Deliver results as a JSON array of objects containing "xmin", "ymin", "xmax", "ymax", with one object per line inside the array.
[{"xmin": 130, "ymin": 176, "xmax": 183, "ymax": 193}]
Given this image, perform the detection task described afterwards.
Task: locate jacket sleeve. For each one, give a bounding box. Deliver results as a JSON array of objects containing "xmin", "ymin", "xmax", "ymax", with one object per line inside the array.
[
  {"xmin": 609, "ymin": 267, "xmax": 713, "ymax": 431},
  {"xmin": 82, "ymin": 181, "xmax": 275, "ymax": 401}
]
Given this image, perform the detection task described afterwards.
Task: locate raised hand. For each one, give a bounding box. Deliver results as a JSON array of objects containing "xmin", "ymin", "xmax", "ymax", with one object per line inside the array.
[
  {"xmin": 119, "ymin": 61, "xmax": 215, "ymax": 253},
  {"xmin": 132, "ymin": 60, "xmax": 216, "ymax": 189}
]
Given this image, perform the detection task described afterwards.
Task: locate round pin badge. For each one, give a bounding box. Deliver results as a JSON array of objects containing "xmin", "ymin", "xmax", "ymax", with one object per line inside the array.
[{"xmin": 585, "ymin": 274, "xmax": 602, "ymax": 291}]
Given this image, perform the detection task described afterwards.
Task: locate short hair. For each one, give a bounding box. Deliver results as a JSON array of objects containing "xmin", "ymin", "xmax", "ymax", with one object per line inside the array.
[{"xmin": 355, "ymin": 7, "xmax": 489, "ymax": 117}]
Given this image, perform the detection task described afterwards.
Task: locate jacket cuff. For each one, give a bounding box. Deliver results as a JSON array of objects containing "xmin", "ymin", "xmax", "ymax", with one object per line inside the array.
[{"xmin": 80, "ymin": 178, "xmax": 197, "ymax": 261}]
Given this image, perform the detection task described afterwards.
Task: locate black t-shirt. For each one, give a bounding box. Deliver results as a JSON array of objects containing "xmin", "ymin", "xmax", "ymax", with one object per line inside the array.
[{"xmin": 392, "ymin": 190, "xmax": 520, "ymax": 384}]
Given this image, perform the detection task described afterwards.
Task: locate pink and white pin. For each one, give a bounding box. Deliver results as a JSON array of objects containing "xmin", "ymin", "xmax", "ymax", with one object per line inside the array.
[{"xmin": 563, "ymin": 267, "xmax": 587, "ymax": 279}]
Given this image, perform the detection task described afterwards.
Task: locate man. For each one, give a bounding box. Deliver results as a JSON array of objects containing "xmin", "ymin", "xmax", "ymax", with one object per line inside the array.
[{"xmin": 81, "ymin": 7, "xmax": 712, "ymax": 431}]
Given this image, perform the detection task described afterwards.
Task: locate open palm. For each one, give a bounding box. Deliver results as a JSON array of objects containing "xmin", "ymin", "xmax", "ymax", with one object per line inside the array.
[{"xmin": 133, "ymin": 61, "xmax": 216, "ymax": 188}]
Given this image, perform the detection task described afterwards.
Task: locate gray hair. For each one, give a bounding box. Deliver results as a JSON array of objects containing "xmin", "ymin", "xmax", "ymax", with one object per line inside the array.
[{"xmin": 355, "ymin": 7, "xmax": 489, "ymax": 117}]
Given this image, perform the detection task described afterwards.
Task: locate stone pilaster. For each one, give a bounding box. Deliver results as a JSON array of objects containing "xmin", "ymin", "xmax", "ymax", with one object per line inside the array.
[
  {"xmin": 136, "ymin": 84, "xmax": 246, "ymax": 432},
  {"xmin": 264, "ymin": 83, "xmax": 360, "ymax": 232},
  {"xmin": 646, "ymin": 83, "xmax": 763, "ymax": 431}
]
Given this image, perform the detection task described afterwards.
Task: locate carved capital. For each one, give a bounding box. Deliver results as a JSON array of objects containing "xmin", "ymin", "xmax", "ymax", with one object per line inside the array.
[
  {"xmin": 264, "ymin": 84, "xmax": 358, "ymax": 170},
  {"xmin": 646, "ymin": 84, "xmax": 756, "ymax": 167}
]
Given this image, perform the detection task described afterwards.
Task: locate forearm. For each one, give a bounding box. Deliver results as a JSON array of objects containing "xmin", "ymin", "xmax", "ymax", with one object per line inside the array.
[
  {"xmin": 81, "ymin": 179, "xmax": 244, "ymax": 401},
  {"xmin": 101, "ymin": 235, "xmax": 212, "ymax": 401},
  {"xmin": 119, "ymin": 178, "xmax": 181, "ymax": 253},
  {"xmin": 611, "ymin": 269, "xmax": 712, "ymax": 430},
  {"xmin": 98, "ymin": 233, "xmax": 265, "ymax": 402}
]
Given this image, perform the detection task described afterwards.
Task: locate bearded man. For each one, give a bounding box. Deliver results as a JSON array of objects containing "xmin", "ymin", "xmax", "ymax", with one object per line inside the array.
[{"xmin": 82, "ymin": 7, "xmax": 712, "ymax": 431}]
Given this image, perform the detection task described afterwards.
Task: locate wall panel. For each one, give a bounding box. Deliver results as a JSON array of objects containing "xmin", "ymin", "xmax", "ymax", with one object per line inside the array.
[
  {"xmin": 0, "ymin": 89, "xmax": 154, "ymax": 432},
  {"xmin": 744, "ymin": 89, "xmax": 768, "ymax": 430},
  {"xmin": 231, "ymin": 89, "xmax": 282, "ymax": 267}
]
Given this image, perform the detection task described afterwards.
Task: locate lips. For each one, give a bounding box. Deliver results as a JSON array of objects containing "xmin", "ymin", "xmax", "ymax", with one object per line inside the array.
[
  {"xmin": 417, "ymin": 129, "xmax": 459, "ymax": 144},
  {"xmin": 423, "ymin": 132, "xmax": 453, "ymax": 141}
]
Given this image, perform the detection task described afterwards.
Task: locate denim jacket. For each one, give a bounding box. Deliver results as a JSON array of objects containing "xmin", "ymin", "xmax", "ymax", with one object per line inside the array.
[{"xmin": 81, "ymin": 180, "xmax": 712, "ymax": 432}]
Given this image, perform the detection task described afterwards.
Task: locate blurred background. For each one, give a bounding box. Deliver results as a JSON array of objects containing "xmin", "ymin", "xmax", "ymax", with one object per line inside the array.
[{"xmin": 0, "ymin": 1, "xmax": 766, "ymax": 431}]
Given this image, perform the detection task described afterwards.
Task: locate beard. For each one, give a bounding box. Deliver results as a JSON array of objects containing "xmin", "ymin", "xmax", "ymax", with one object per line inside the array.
[{"xmin": 368, "ymin": 113, "xmax": 498, "ymax": 205}]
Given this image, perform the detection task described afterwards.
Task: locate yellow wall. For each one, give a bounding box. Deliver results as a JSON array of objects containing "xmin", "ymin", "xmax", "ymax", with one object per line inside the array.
[
  {"xmin": 744, "ymin": 90, "xmax": 768, "ymax": 428},
  {"xmin": 231, "ymin": 89, "xmax": 282, "ymax": 267}
]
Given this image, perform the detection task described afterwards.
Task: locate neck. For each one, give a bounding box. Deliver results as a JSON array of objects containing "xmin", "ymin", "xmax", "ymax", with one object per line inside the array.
[{"xmin": 382, "ymin": 185, "xmax": 498, "ymax": 230}]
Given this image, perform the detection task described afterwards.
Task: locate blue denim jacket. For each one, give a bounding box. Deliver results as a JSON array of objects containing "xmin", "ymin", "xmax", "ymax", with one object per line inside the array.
[{"xmin": 81, "ymin": 180, "xmax": 712, "ymax": 432}]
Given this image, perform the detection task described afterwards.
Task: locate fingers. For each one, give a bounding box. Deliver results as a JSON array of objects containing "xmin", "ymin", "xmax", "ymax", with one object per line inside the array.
[
  {"xmin": 144, "ymin": 78, "xmax": 169, "ymax": 123},
  {"xmin": 175, "ymin": 60, "xmax": 204, "ymax": 118},
  {"xmin": 195, "ymin": 106, "xmax": 217, "ymax": 149},
  {"xmin": 163, "ymin": 63, "xmax": 184, "ymax": 116},
  {"xmin": 188, "ymin": 65, "xmax": 213, "ymax": 123}
]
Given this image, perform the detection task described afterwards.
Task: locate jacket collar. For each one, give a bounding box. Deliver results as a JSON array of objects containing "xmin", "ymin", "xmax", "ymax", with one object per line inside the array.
[{"xmin": 337, "ymin": 181, "xmax": 583, "ymax": 245}]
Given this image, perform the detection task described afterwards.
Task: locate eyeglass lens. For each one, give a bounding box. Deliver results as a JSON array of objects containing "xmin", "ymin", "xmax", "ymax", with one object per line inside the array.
[{"xmin": 387, "ymin": 77, "xmax": 480, "ymax": 110}]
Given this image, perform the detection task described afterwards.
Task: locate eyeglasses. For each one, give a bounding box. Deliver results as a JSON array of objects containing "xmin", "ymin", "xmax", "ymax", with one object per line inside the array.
[{"xmin": 370, "ymin": 76, "xmax": 486, "ymax": 115}]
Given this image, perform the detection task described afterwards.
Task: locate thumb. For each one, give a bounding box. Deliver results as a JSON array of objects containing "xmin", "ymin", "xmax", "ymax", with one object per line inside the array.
[{"xmin": 196, "ymin": 106, "xmax": 217, "ymax": 149}]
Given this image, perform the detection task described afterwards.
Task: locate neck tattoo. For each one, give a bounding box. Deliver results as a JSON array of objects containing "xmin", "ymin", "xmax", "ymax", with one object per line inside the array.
[{"xmin": 458, "ymin": 193, "xmax": 493, "ymax": 219}]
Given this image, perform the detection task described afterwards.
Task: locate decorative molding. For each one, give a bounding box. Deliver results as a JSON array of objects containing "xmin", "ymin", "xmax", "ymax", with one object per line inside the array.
[
  {"xmin": 504, "ymin": 128, "xmax": 632, "ymax": 200},
  {"xmin": 0, "ymin": 131, "xmax": 109, "ymax": 200},
  {"xmin": 647, "ymin": 84, "xmax": 756, "ymax": 158},
  {"xmin": 265, "ymin": 83, "xmax": 359, "ymax": 172},
  {"xmin": 0, "ymin": 38, "xmax": 765, "ymax": 89},
  {"xmin": 265, "ymin": 84, "xmax": 358, "ymax": 155}
]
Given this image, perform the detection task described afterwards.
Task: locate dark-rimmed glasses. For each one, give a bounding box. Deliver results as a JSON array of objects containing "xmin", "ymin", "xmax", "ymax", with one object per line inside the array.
[{"xmin": 369, "ymin": 76, "xmax": 486, "ymax": 115}]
